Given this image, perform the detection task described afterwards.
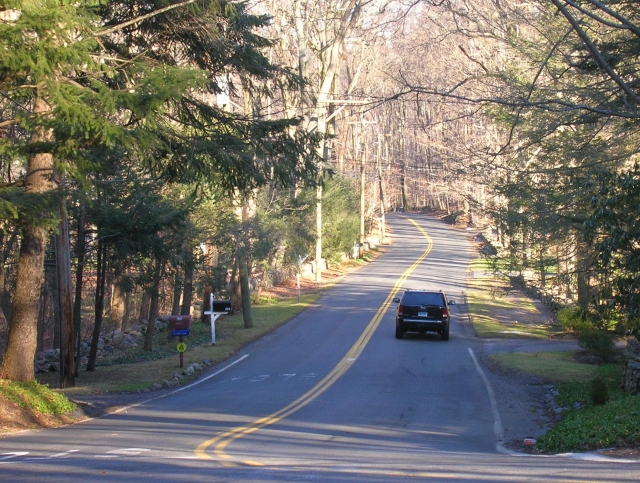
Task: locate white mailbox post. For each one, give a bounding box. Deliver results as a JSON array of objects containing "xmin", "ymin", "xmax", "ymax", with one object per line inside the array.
[{"xmin": 202, "ymin": 293, "xmax": 231, "ymax": 345}]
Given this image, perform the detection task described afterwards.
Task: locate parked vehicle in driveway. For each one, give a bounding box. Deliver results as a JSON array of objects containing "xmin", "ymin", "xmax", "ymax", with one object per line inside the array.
[{"xmin": 393, "ymin": 290, "xmax": 455, "ymax": 340}]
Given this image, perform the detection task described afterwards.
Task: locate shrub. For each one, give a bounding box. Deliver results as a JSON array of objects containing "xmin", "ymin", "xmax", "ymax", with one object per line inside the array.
[
  {"xmin": 557, "ymin": 307, "xmax": 593, "ymax": 333},
  {"xmin": 578, "ymin": 328, "xmax": 617, "ymax": 361},
  {"xmin": 589, "ymin": 376, "xmax": 609, "ymax": 406}
]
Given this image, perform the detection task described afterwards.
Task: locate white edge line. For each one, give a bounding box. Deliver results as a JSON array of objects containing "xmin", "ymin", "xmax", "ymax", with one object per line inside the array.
[
  {"xmin": 109, "ymin": 354, "xmax": 250, "ymax": 414},
  {"xmin": 467, "ymin": 347, "xmax": 504, "ymax": 443}
]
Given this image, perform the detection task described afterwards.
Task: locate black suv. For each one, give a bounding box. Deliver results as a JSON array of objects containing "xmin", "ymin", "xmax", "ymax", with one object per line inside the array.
[{"xmin": 393, "ymin": 290, "xmax": 454, "ymax": 340}]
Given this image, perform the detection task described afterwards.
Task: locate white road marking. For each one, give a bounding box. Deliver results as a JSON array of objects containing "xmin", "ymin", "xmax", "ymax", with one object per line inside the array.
[
  {"xmin": 468, "ymin": 347, "xmax": 504, "ymax": 444},
  {"xmin": 108, "ymin": 354, "xmax": 250, "ymax": 415},
  {"xmin": 27, "ymin": 450, "xmax": 80, "ymax": 461},
  {"xmin": 49, "ymin": 450, "xmax": 79, "ymax": 458},
  {"xmin": 95, "ymin": 448, "xmax": 151, "ymax": 458},
  {"xmin": 302, "ymin": 373, "xmax": 317, "ymax": 379},
  {"xmin": 249, "ymin": 375, "xmax": 270, "ymax": 382},
  {"xmin": 0, "ymin": 452, "xmax": 28, "ymax": 463},
  {"xmin": 279, "ymin": 374, "xmax": 296, "ymax": 380}
]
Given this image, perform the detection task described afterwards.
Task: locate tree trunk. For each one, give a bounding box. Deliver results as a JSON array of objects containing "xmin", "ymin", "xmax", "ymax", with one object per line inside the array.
[
  {"xmin": 180, "ymin": 264, "xmax": 193, "ymax": 316},
  {"xmin": 51, "ymin": 237, "xmax": 60, "ymax": 351},
  {"xmin": 202, "ymin": 286, "xmax": 211, "ymax": 322},
  {"xmin": 55, "ymin": 201, "xmax": 74, "ymax": 387},
  {"xmin": 0, "ymin": 97, "xmax": 53, "ymax": 382},
  {"xmin": 87, "ymin": 238, "xmax": 107, "ymax": 372},
  {"xmin": 575, "ymin": 239, "xmax": 592, "ymax": 310},
  {"xmin": 139, "ymin": 291, "xmax": 151, "ymax": 323},
  {"xmin": 73, "ymin": 201, "xmax": 86, "ymax": 377},
  {"xmin": 171, "ymin": 270, "xmax": 182, "ymax": 316},
  {"xmin": 399, "ymin": 106, "xmax": 408, "ymax": 212},
  {"xmin": 254, "ymin": 279, "xmax": 263, "ymax": 305},
  {"xmin": 110, "ymin": 264, "xmax": 125, "ymax": 331},
  {"xmin": 144, "ymin": 266, "xmax": 161, "ymax": 352},
  {"xmin": 122, "ymin": 290, "xmax": 131, "ymax": 332},
  {"xmin": 239, "ymin": 255, "xmax": 253, "ymax": 328},
  {"xmin": 230, "ymin": 256, "xmax": 242, "ymax": 312},
  {"xmin": 37, "ymin": 290, "xmax": 45, "ymax": 354}
]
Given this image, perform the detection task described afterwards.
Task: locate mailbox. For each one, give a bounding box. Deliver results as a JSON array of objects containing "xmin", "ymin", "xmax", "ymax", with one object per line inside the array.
[
  {"xmin": 169, "ymin": 315, "xmax": 191, "ymax": 337},
  {"xmin": 212, "ymin": 300, "xmax": 232, "ymax": 313}
]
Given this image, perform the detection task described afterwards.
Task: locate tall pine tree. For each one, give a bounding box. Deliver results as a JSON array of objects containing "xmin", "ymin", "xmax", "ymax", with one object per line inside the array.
[{"xmin": 0, "ymin": 0, "xmax": 318, "ymax": 381}]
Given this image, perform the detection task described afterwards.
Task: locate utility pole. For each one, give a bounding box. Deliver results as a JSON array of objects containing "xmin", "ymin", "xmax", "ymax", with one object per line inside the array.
[
  {"xmin": 377, "ymin": 131, "xmax": 386, "ymax": 242},
  {"xmin": 359, "ymin": 112, "xmax": 366, "ymax": 246}
]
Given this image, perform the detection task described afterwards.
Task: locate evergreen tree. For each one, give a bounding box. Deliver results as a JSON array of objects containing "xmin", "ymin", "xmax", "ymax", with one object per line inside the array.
[
  {"xmin": 0, "ymin": 0, "xmax": 318, "ymax": 381},
  {"xmin": 586, "ymin": 164, "xmax": 640, "ymax": 334}
]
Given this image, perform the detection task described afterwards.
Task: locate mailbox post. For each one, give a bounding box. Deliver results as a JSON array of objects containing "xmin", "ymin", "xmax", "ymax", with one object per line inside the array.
[
  {"xmin": 203, "ymin": 294, "xmax": 231, "ymax": 345},
  {"xmin": 169, "ymin": 315, "xmax": 192, "ymax": 368}
]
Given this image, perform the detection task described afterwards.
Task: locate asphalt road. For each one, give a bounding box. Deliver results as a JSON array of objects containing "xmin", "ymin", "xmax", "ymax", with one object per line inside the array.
[{"xmin": 1, "ymin": 214, "xmax": 638, "ymax": 482}]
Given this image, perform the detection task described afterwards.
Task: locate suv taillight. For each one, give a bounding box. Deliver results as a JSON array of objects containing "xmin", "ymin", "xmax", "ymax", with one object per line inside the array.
[
  {"xmin": 442, "ymin": 307, "xmax": 448, "ymax": 317},
  {"xmin": 398, "ymin": 305, "xmax": 404, "ymax": 316}
]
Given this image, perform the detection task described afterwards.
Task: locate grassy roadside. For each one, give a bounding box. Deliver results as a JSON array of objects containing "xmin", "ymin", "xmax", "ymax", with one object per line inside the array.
[
  {"xmin": 467, "ymin": 260, "xmax": 559, "ymax": 339},
  {"xmin": 489, "ymin": 351, "xmax": 597, "ymax": 382},
  {"xmin": 469, "ymin": 256, "xmax": 640, "ymax": 454}
]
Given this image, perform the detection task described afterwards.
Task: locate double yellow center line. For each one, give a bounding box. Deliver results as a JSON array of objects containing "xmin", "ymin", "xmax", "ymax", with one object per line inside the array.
[{"xmin": 195, "ymin": 217, "xmax": 432, "ymax": 465}]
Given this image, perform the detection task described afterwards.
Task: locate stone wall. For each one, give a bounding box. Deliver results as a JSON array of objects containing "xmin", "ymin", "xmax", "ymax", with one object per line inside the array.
[{"xmin": 34, "ymin": 317, "xmax": 168, "ymax": 373}]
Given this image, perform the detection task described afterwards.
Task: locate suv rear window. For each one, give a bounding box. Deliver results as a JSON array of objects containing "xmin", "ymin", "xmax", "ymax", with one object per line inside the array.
[{"xmin": 402, "ymin": 292, "xmax": 445, "ymax": 306}]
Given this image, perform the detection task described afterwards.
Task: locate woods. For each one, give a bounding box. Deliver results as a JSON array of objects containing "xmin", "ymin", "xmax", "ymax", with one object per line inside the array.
[{"xmin": 1, "ymin": 0, "xmax": 639, "ymax": 385}]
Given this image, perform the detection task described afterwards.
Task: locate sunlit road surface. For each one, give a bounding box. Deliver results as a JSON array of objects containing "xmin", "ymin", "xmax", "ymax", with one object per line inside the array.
[{"xmin": 1, "ymin": 214, "xmax": 638, "ymax": 482}]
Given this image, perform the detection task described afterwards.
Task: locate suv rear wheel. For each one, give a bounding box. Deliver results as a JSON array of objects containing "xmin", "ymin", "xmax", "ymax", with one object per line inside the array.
[
  {"xmin": 441, "ymin": 325, "xmax": 450, "ymax": 341},
  {"xmin": 395, "ymin": 326, "xmax": 404, "ymax": 339}
]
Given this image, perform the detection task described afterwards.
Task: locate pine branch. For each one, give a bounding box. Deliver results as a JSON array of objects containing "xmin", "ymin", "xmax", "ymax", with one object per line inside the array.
[{"xmin": 95, "ymin": 0, "xmax": 198, "ymax": 37}]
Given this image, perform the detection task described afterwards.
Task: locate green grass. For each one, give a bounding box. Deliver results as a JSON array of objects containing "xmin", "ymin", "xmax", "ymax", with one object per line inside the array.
[
  {"xmin": 467, "ymin": 276, "xmax": 555, "ymax": 339},
  {"xmin": 0, "ymin": 380, "xmax": 76, "ymax": 415},
  {"xmin": 489, "ymin": 351, "xmax": 597, "ymax": 382},
  {"xmin": 470, "ymin": 257, "xmax": 493, "ymax": 271},
  {"xmin": 470, "ymin": 256, "xmax": 509, "ymax": 272},
  {"xmin": 470, "ymin": 312, "xmax": 552, "ymax": 338}
]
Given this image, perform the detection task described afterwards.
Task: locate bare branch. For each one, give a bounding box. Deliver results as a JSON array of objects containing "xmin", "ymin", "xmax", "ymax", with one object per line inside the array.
[
  {"xmin": 458, "ymin": 45, "xmax": 488, "ymax": 73},
  {"xmin": 570, "ymin": 0, "xmax": 640, "ymax": 39},
  {"xmin": 401, "ymin": 83, "xmax": 640, "ymax": 119},
  {"xmin": 0, "ymin": 119, "xmax": 20, "ymax": 128}
]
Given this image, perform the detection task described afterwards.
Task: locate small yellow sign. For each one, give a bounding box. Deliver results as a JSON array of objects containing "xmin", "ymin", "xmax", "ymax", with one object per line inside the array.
[{"xmin": 176, "ymin": 342, "xmax": 187, "ymax": 353}]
